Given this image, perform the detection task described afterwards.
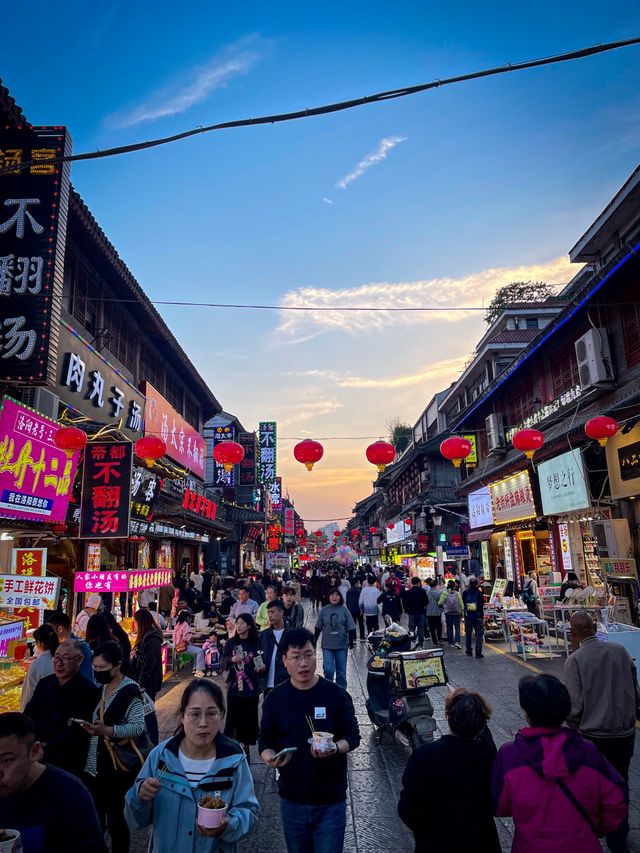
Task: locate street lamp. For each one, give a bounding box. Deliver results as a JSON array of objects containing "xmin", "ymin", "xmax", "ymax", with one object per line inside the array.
[{"xmin": 430, "ymin": 508, "xmax": 444, "ymax": 576}]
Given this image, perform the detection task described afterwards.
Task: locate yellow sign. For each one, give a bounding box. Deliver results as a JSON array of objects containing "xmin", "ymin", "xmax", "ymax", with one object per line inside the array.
[{"xmin": 464, "ymin": 434, "xmax": 478, "ymax": 466}]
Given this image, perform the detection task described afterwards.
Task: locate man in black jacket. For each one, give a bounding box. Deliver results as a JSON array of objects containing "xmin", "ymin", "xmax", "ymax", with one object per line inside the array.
[
  {"xmin": 259, "ymin": 628, "xmax": 360, "ymax": 853},
  {"xmin": 282, "ymin": 587, "xmax": 304, "ymax": 629},
  {"xmin": 24, "ymin": 640, "xmax": 99, "ymax": 778},
  {"xmin": 259, "ymin": 600, "xmax": 289, "ymax": 695},
  {"xmin": 402, "ymin": 577, "xmax": 428, "ymax": 649}
]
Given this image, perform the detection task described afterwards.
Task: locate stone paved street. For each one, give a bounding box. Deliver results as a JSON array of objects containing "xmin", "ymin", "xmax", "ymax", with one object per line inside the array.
[{"xmin": 139, "ymin": 603, "xmax": 640, "ymax": 852}]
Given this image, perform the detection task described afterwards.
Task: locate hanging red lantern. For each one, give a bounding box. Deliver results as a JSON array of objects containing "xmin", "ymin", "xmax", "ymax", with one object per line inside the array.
[
  {"xmin": 351, "ymin": 530, "xmax": 359, "ymax": 537},
  {"xmin": 366, "ymin": 441, "xmax": 396, "ymax": 473},
  {"xmin": 585, "ymin": 416, "xmax": 618, "ymax": 447},
  {"xmin": 315, "ymin": 530, "xmax": 323, "ymax": 538},
  {"xmin": 53, "ymin": 426, "xmax": 87, "ymax": 458},
  {"xmin": 333, "ymin": 530, "xmax": 341, "ymax": 538},
  {"xmin": 404, "ymin": 517, "xmax": 412, "ymax": 526},
  {"xmin": 213, "ymin": 440, "xmax": 245, "ymax": 473},
  {"xmin": 512, "ymin": 428, "xmax": 544, "ymax": 460},
  {"xmin": 51, "ymin": 523, "xmax": 67, "ymax": 536},
  {"xmin": 369, "ymin": 526, "xmax": 378, "ymax": 535},
  {"xmin": 296, "ymin": 528, "xmax": 304, "ymax": 537},
  {"xmin": 294, "ymin": 439, "xmax": 324, "ymax": 471},
  {"xmin": 134, "ymin": 436, "xmax": 167, "ymax": 468},
  {"xmin": 440, "ymin": 436, "xmax": 472, "ymax": 468},
  {"xmin": 387, "ymin": 522, "xmax": 395, "ymax": 530}
]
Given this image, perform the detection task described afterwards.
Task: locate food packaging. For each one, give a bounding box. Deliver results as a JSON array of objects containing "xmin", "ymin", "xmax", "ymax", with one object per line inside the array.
[
  {"xmin": 198, "ymin": 796, "xmax": 227, "ymax": 829},
  {"xmin": 0, "ymin": 829, "xmax": 22, "ymax": 852},
  {"xmin": 311, "ymin": 731, "xmax": 334, "ymax": 752}
]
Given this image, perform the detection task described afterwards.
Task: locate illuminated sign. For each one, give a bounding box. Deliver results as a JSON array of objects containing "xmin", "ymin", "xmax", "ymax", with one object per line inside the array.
[
  {"xmin": 489, "ymin": 470, "xmax": 537, "ymax": 525},
  {"xmin": 79, "ymin": 442, "xmax": 133, "ymax": 539},
  {"xmin": 463, "ymin": 434, "xmax": 478, "ymax": 465},
  {"xmin": 211, "ymin": 424, "xmax": 236, "ymax": 486},
  {"xmin": 468, "ymin": 487, "xmax": 494, "ymax": 528},
  {"xmin": 11, "ymin": 547, "xmax": 46, "ymax": 577},
  {"xmin": 258, "ymin": 421, "xmax": 277, "ymax": 483},
  {"xmin": 182, "ymin": 487, "xmax": 217, "ymax": 520},
  {"xmin": 142, "ymin": 382, "xmax": 205, "ymax": 478},
  {"xmin": 538, "ymin": 450, "xmax": 590, "ymax": 515}
]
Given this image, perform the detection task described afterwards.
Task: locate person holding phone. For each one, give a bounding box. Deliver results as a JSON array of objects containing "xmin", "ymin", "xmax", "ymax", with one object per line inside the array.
[{"xmin": 223, "ymin": 614, "xmax": 265, "ymax": 762}]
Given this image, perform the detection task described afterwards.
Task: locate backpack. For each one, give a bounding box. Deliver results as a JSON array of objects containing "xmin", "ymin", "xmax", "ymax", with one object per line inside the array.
[
  {"xmin": 465, "ymin": 588, "xmax": 481, "ymax": 613},
  {"xmin": 443, "ymin": 591, "xmax": 461, "ymax": 615},
  {"xmin": 521, "ymin": 582, "xmax": 535, "ymax": 605}
]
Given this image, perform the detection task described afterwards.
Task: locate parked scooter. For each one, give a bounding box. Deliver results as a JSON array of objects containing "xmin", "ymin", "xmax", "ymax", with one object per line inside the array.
[{"xmin": 366, "ymin": 620, "xmax": 447, "ymax": 749}]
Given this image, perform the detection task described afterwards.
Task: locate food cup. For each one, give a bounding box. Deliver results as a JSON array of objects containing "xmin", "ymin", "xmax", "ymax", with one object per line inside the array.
[
  {"xmin": 312, "ymin": 731, "xmax": 334, "ymax": 752},
  {"xmin": 0, "ymin": 829, "xmax": 22, "ymax": 852},
  {"xmin": 198, "ymin": 799, "xmax": 227, "ymax": 829}
]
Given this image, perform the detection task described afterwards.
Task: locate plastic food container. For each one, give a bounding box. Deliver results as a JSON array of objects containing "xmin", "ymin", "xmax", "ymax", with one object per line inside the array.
[{"xmin": 197, "ymin": 799, "xmax": 227, "ymax": 829}]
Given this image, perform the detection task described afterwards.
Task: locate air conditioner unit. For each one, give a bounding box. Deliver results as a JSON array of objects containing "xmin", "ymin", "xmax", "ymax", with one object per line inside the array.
[
  {"xmin": 20, "ymin": 387, "xmax": 60, "ymax": 421},
  {"xmin": 486, "ymin": 413, "xmax": 506, "ymax": 451},
  {"xmin": 574, "ymin": 328, "xmax": 614, "ymax": 389}
]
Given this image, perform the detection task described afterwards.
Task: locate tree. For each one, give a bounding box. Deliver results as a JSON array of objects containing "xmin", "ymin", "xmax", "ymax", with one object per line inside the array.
[
  {"xmin": 387, "ymin": 417, "xmax": 412, "ymax": 453},
  {"xmin": 484, "ymin": 280, "xmax": 558, "ymax": 326}
]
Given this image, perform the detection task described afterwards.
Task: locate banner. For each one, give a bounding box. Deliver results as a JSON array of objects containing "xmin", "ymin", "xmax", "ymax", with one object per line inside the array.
[
  {"xmin": 0, "ymin": 574, "xmax": 59, "ymax": 610},
  {"xmin": 11, "ymin": 548, "xmax": 46, "ymax": 577},
  {"xmin": 142, "ymin": 382, "xmax": 205, "ymax": 478},
  {"xmin": 79, "ymin": 441, "xmax": 133, "ymax": 538},
  {"xmin": 130, "ymin": 466, "xmax": 161, "ymax": 522},
  {"xmin": 258, "ymin": 421, "xmax": 277, "ymax": 483},
  {"xmin": 0, "ymin": 396, "xmax": 79, "ymax": 522},
  {"xmin": 489, "ymin": 470, "xmax": 537, "ymax": 525},
  {"xmin": 284, "ymin": 507, "xmax": 295, "ymax": 536},
  {"xmin": 0, "ymin": 126, "xmax": 71, "ymax": 384},
  {"xmin": 538, "ymin": 449, "xmax": 590, "ymax": 515},
  {"xmin": 237, "ymin": 431, "xmax": 256, "ymax": 486},
  {"xmin": 212, "ymin": 424, "xmax": 235, "ymax": 486}
]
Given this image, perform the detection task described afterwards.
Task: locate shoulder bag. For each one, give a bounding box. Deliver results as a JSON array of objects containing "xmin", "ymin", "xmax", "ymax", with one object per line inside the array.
[{"xmin": 100, "ymin": 684, "xmax": 153, "ymax": 774}]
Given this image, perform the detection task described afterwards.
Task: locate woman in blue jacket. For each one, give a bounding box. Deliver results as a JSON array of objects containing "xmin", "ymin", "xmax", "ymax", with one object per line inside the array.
[{"xmin": 125, "ymin": 679, "xmax": 259, "ymax": 852}]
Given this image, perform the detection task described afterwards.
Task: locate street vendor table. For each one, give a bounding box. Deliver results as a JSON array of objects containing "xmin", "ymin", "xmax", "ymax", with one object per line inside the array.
[
  {"xmin": 552, "ymin": 605, "xmax": 609, "ymax": 657},
  {"xmin": 503, "ymin": 613, "xmax": 555, "ymax": 661}
]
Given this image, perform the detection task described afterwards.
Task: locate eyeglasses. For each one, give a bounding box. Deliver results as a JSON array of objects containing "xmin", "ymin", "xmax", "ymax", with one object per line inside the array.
[
  {"xmin": 286, "ymin": 653, "xmax": 315, "ymax": 664},
  {"xmin": 53, "ymin": 655, "xmax": 81, "ymax": 664},
  {"xmin": 185, "ymin": 710, "xmax": 222, "ymax": 722}
]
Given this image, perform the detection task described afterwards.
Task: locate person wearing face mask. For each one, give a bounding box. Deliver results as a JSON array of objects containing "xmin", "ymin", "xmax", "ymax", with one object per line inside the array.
[{"xmin": 82, "ymin": 641, "xmax": 146, "ymax": 853}]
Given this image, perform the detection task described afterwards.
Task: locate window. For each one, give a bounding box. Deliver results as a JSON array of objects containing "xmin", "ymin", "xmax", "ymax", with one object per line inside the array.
[
  {"xmin": 508, "ymin": 382, "xmax": 534, "ymax": 426},
  {"xmin": 71, "ymin": 261, "xmax": 99, "ymax": 335},
  {"xmin": 526, "ymin": 318, "xmax": 538, "ymax": 330},
  {"xmin": 551, "ymin": 340, "xmax": 580, "ymax": 397},
  {"xmin": 103, "ymin": 298, "xmax": 137, "ymax": 372},
  {"xmin": 623, "ymin": 302, "xmax": 640, "ymax": 368}
]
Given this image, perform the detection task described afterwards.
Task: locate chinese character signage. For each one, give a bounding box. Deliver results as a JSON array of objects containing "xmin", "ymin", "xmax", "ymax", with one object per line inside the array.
[
  {"xmin": 11, "ymin": 548, "xmax": 46, "ymax": 577},
  {"xmin": 237, "ymin": 431, "xmax": 256, "ymax": 486},
  {"xmin": 538, "ymin": 449, "xmax": 590, "ymax": 515},
  {"xmin": 258, "ymin": 421, "xmax": 277, "ymax": 483},
  {"xmin": 85, "ymin": 543, "xmax": 101, "ymax": 572},
  {"xmin": 602, "ymin": 558, "xmax": 637, "ymax": 579},
  {"xmin": 267, "ymin": 522, "xmax": 283, "ymax": 552},
  {"xmin": 618, "ymin": 440, "xmax": 640, "ymax": 483},
  {"xmin": 127, "ymin": 569, "xmax": 173, "ymax": 590},
  {"xmin": 284, "ymin": 507, "xmax": 295, "ymax": 536},
  {"xmin": 0, "ymin": 396, "xmax": 79, "ymax": 522},
  {"xmin": 74, "ymin": 570, "xmax": 130, "ymax": 593},
  {"xmin": 605, "ymin": 425, "xmax": 640, "ymax": 499},
  {"xmin": 468, "ymin": 487, "xmax": 494, "ymax": 528},
  {"xmin": 558, "ymin": 522, "xmax": 572, "ymax": 572},
  {"xmin": 142, "ymin": 382, "xmax": 205, "ymax": 478},
  {"xmin": 55, "ymin": 321, "xmax": 145, "ymax": 438},
  {"xmin": 79, "ymin": 441, "xmax": 133, "ymax": 538},
  {"xmin": 0, "ymin": 573, "xmax": 59, "ymax": 610},
  {"xmin": 489, "ymin": 470, "xmax": 537, "ymax": 525},
  {"xmin": 182, "ymin": 487, "xmax": 217, "ymax": 520},
  {"xmin": 463, "ymin": 434, "xmax": 478, "ymax": 466},
  {"xmin": 212, "ymin": 424, "xmax": 235, "ymax": 486},
  {"xmin": 130, "ymin": 466, "xmax": 160, "ymax": 522},
  {"xmin": 0, "ymin": 126, "xmax": 71, "ymax": 384},
  {"xmin": 270, "ymin": 477, "xmax": 282, "ymax": 511}
]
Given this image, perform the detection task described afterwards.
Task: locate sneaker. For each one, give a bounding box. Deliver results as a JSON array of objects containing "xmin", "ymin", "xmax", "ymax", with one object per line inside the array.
[
  {"xmin": 465, "ymin": 651, "xmax": 473, "ymax": 656},
  {"xmin": 475, "ymin": 654, "xmax": 484, "ymax": 659},
  {"xmin": 194, "ymin": 670, "xmax": 205, "ymax": 678},
  {"xmin": 454, "ymin": 643, "xmax": 461, "ymax": 649}
]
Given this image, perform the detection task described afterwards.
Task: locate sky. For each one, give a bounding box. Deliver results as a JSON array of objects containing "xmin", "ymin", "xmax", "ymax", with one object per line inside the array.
[{"xmin": 4, "ymin": 2, "xmax": 640, "ymax": 524}]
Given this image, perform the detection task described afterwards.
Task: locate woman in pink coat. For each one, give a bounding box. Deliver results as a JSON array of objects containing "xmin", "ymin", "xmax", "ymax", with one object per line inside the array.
[{"xmin": 492, "ymin": 674, "xmax": 627, "ymax": 853}]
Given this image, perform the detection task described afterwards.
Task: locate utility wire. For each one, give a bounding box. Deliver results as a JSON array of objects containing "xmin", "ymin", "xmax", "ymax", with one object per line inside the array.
[{"xmin": 3, "ymin": 36, "xmax": 639, "ymax": 177}]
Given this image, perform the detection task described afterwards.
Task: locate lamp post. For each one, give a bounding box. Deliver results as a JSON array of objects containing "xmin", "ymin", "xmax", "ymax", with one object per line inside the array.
[{"xmin": 430, "ymin": 508, "xmax": 444, "ymax": 577}]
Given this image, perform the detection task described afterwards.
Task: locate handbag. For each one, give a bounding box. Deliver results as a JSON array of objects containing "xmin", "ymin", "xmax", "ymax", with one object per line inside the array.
[{"xmin": 100, "ymin": 690, "xmax": 153, "ymax": 774}]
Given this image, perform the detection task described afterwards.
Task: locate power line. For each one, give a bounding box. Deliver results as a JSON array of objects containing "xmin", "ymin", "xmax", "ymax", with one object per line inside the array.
[{"xmin": 3, "ymin": 36, "xmax": 639, "ymax": 177}]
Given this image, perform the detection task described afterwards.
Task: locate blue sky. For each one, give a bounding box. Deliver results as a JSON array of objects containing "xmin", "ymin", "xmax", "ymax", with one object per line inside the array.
[{"xmin": 5, "ymin": 1, "xmax": 640, "ymax": 522}]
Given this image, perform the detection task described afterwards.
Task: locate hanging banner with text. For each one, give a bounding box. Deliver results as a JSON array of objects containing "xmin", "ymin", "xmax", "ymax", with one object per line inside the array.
[
  {"xmin": 79, "ymin": 441, "xmax": 133, "ymax": 538},
  {"xmin": 237, "ymin": 431, "xmax": 257, "ymax": 486},
  {"xmin": 258, "ymin": 421, "xmax": 277, "ymax": 483},
  {"xmin": 212, "ymin": 424, "xmax": 236, "ymax": 486},
  {"xmin": 11, "ymin": 548, "xmax": 47, "ymax": 577}
]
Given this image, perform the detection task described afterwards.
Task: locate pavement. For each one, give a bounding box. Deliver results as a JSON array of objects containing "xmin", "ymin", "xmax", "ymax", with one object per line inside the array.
[{"xmin": 132, "ymin": 603, "xmax": 640, "ymax": 852}]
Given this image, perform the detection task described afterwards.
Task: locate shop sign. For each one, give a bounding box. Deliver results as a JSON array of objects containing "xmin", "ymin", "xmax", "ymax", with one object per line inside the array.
[
  {"xmin": 0, "ymin": 126, "xmax": 71, "ymax": 385},
  {"xmin": 55, "ymin": 322, "xmax": 145, "ymax": 437},
  {"xmin": 237, "ymin": 431, "xmax": 256, "ymax": 486},
  {"xmin": 182, "ymin": 487, "xmax": 217, "ymax": 520},
  {"xmin": 11, "ymin": 547, "xmax": 46, "ymax": 577},
  {"xmin": 258, "ymin": 421, "xmax": 277, "ymax": 483},
  {"xmin": 265, "ymin": 552, "xmax": 290, "ymax": 572},
  {"xmin": 618, "ymin": 441, "xmax": 640, "ymax": 482},
  {"xmin": 548, "ymin": 523, "xmax": 559, "ymax": 573},
  {"xmin": 503, "ymin": 536, "xmax": 514, "ymax": 581},
  {"xmin": 85, "ymin": 543, "xmax": 101, "ymax": 572},
  {"xmin": 468, "ymin": 487, "xmax": 493, "ymax": 528},
  {"xmin": 0, "ymin": 619, "xmax": 25, "ymax": 656},
  {"xmin": 605, "ymin": 425, "xmax": 640, "ymax": 499},
  {"xmin": 74, "ymin": 570, "xmax": 129, "ymax": 593},
  {"xmin": 480, "ymin": 540, "xmax": 490, "ymax": 574},
  {"xmin": 0, "ymin": 396, "xmax": 79, "ymax": 522},
  {"xmin": 284, "ymin": 507, "xmax": 295, "ymax": 536},
  {"xmin": 506, "ymin": 384, "xmax": 583, "ymax": 440},
  {"xmin": 463, "ymin": 434, "xmax": 478, "ymax": 465},
  {"xmin": 211, "ymin": 424, "xmax": 236, "ymax": 486},
  {"xmin": 267, "ymin": 522, "xmax": 283, "ymax": 552},
  {"xmin": 79, "ymin": 441, "xmax": 133, "ymax": 538},
  {"xmin": 489, "ymin": 470, "xmax": 536, "ymax": 525},
  {"xmin": 131, "ymin": 467, "xmax": 161, "ymax": 521},
  {"xmin": 270, "ymin": 476, "xmax": 282, "ymax": 511},
  {"xmin": 128, "ymin": 568, "xmax": 173, "ymax": 590},
  {"xmin": 538, "ymin": 449, "xmax": 590, "ymax": 515},
  {"xmin": 444, "ymin": 546, "xmax": 470, "ymax": 559},
  {"xmin": 142, "ymin": 382, "xmax": 205, "ymax": 478},
  {"xmin": 130, "ymin": 519, "xmax": 210, "ymax": 542},
  {"xmin": 602, "ymin": 558, "xmax": 637, "ymax": 578},
  {"xmin": 386, "ymin": 520, "xmax": 410, "ymax": 544},
  {"xmin": 557, "ymin": 522, "xmax": 572, "ymax": 572},
  {"xmin": 0, "ymin": 573, "xmax": 59, "ymax": 610}
]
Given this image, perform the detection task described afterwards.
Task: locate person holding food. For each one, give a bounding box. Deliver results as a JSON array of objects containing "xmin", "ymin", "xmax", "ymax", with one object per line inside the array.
[
  {"xmin": 125, "ymin": 679, "xmax": 259, "ymax": 852},
  {"xmin": 222, "ymin": 614, "xmax": 264, "ymax": 762}
]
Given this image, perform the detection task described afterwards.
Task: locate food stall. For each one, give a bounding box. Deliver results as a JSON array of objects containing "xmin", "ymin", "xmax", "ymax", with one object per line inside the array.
[
  {"xmin": 483, "ymin": 578, "xmax": 527, "ymax": 641},
  {"xmin": 0, "ymin": 616, "xmax": 30, "ymax": 712}
]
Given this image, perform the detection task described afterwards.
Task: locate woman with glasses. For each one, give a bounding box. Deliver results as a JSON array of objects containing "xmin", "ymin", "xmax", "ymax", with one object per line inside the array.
[{"xmin": 125, "ymin": 679, "xmax": 259, "ymax": 851}]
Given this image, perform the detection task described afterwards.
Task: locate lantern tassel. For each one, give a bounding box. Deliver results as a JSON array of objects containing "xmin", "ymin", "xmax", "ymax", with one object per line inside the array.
[
  {"xmin": 376, "ymin": 463, "xmax": 386, "ymax": 473},
  {"xmin": 305, "ymin": 462, "xmax": 314, "ymax": 471}
]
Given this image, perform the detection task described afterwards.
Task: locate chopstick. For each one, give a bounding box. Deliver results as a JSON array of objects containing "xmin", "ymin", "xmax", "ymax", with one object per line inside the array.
[
  {"xmin": 306, "ymin": 715, "xmax": 315, "ymax": 736},
  {"xmin": 157, "ymin": 761, "xmax": 168, "ymax": 783}
]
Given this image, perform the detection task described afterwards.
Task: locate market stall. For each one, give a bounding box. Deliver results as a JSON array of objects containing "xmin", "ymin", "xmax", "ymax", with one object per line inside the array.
[{"xmin": 0, "ymin": 616, "xmax": 29, "ymax": 712}]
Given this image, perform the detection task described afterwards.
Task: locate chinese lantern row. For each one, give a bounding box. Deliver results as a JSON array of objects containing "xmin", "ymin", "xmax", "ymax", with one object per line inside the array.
[
  {"xmin": 53, "ymin": 428, "xmax": 168, "ymax": 469},
  {"xmin": 439, "ymin": 416, "xmax": 619, "ymax": 467}
]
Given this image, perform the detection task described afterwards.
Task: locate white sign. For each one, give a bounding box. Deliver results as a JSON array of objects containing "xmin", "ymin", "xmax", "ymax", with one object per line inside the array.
[
  {"xmin": 490, "ymin": 470, "xmax": 537, "ymax": 525},
  {"xmin": 0, "ymin": 574, "xmax": 59, "ymax": 610},
  {"xmin": 558, "ymin": 522, "xmax": 572, "ymax": 572},
  {"xmin": 480, "ymin": 540, "xmax": 490, "ymax": 574},
  {"xmin": 503, "ymin": 537, "xmax": 514, "ymax": 581},
  {"xmin": 538, "ymin": 449, "xmax": 590, "ymax": 515},
  {"xmin": 468, "ymin": 487, "xmax": 494, "ymax": 529},
  {"xmin": 386, "ymin": 520, "xmax": 410, "ymax": 544}
]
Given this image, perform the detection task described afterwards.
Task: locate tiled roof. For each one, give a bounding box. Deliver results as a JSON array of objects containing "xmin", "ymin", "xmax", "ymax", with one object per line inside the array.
[
  {"xmin": 486, "ymin": 329, "xmax": 539, "ymax": 345},
  {"xmin": 0, "ymin": 79, "xmax": 28, "ymax": 127}
]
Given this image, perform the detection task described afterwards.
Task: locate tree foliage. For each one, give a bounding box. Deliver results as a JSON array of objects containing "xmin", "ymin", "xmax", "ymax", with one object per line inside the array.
[
  {"xmin": 387, "ymin": 417, "xmax": 412, "ymax": 453},
  {"xmin": 484, "ymin": 280, "xmax": 557, "ymax": 326}
]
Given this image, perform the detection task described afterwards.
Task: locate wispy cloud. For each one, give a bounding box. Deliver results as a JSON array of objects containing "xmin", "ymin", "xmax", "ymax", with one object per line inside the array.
[
  {"xmin": 322, "ymin": 197, "xmax": 335, "ymax": 206},
  {"xmin": 336, "ymin": 136, "xmax": 407, "ymax": 190},
  {"xmin": 105, "ymin": 35, "xmax": 266, "ymax": 128},
  {"xmin": 282, "ymin": 356, "xmax": 469, "ymax": 391},
  {"xmin": 276, "ymin": 256, "xmax": 575, "ymax": 339}
]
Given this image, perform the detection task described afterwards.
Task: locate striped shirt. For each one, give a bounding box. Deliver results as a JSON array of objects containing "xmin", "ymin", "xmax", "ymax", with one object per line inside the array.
[
  {"xmin": 85, "ymin": 677, "xmax": 146, "ymax": 776},
  {"xmin": 179, "ymin": 749, "xmax": 216, "ymax": 787}
]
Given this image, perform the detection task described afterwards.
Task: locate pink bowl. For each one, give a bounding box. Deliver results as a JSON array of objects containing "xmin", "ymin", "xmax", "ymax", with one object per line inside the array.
[{"xmin": 197, "ymin": 803, "xmax": 227, "ymax": 829}]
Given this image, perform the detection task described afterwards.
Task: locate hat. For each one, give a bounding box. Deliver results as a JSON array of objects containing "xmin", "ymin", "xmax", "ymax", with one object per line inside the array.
[{"xmin": 86, "ymin": 593, "xmax": 102, "ymax": 609}]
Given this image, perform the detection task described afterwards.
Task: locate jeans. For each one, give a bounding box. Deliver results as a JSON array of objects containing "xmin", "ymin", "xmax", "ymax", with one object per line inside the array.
[
  {"xmin": 184, "ymin": 643, "xmax": 205, "ymax": 671},
  {"xmin": 445, "ymin": 613, "xmax": 461, "ymax": 645},
  {"xmin": 280, "ymin": 798, "xmax": 347, "ymax": 853},
  {"xmin": 408, "ymin": 614, "xmax": 425, "ymax": 646},
  {"xmin": 427, "ymin": 615, "xmax": 442, "ymax": 644},
  {"xmin": 365, "ymin": 613, "xmax": 379, "ymax": 634},
  {"xmin": 323, "ymin": 647, "xmax": 348, "ymax": 690},
  {"xmin": 465, "ymin": 618, "xmax": 484, "ymax": 655},
  {"xmin": 583, "ymin": 733, "xmax": 634, "ymax": 852}
]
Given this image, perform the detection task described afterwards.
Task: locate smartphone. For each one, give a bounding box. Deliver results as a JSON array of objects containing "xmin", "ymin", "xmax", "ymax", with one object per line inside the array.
[
  {"xmin": 273, "ymin": 747, "xmax": 297, "ymax": 760},
  {"xmin": 69, "ymin": 718, "xmax": 91, "ymax": 726}
]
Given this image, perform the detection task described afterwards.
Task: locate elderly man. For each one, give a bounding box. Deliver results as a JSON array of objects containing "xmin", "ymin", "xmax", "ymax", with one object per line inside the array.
[
  {"xmin": 565, "ymin": 610, "xmax": 640, "ymax": 853},
  {"xmin": 230, "ymin": 587, "xmax": 259, "ymax": 621},
  {"xmin": 24, "ymin": 640, "xmax": 99, "ymax": 778}
]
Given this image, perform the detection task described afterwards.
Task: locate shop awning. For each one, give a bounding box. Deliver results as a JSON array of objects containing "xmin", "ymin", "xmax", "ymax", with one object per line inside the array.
[{"xmin": 466, "ymin": 528, "xmax": 493, "ymax": 542}]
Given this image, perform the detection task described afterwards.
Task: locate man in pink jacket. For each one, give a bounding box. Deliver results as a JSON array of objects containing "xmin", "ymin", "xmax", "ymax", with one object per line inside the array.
[{"xmin": 492, "ymin": 674, "xmax": 627, "ymax": 853}]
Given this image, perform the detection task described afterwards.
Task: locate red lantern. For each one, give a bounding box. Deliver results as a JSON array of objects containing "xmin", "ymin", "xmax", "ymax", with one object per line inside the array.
[
  {"xmin": 440, "ymin": 436, "xmax": 472, "ymax": 468},
  {"xmin": 53, "ymin": 426, "xmax": 87, "ymax": 458},
  {"xmin": 351, "ymin": 530, "xmax": 359, "ymax": 538},
  {"xmin": 51, "ymin": 523, "xmax": 67, "ymax": 536},
  {"xmin": 369, "ymin": 526, "xmax": 378, "ymax": 535},
  {"xmin": 333, "ymin": 530, "xmax": 341, "ymax": 538},
  {"xmin": 404, "ymin": 517, "xmax": 412, "ymax": 526},
  {"xmin": 294, "ymin": 439, "xmax": 324, "ymax": 471},
  {"xmin": 296, "ymin": 528, "xmax": 304, "ymax": 537},
  {"xmin": 134, "ymin": 436, "xmax": 167, "ymax": 468},
  {"xmin": 585, "ymin": 416, "xmax": 618, "ymax": 447},
  {"xmin": 213, "ymin": 440, "xmax": 245, "ymax": 473},
  {"xmin": 315, "ymin": 530, "xmax": 323, "ymax": 538},
  {"xmin": 366, "ymin": 441, "xmax": 396, "ymax": 473},
  {"xmin": 512, "ymin": 428, "xmax": 544, "ymax": 460},
  {"xmin": 387, "ymin": 522, "xmax": 395, "ymax": 530}
]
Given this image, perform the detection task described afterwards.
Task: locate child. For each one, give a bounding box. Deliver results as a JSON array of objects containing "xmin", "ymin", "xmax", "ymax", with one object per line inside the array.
[{"xmin": 201, "ymin": 631, "xmax": 221, "ymax": 677}]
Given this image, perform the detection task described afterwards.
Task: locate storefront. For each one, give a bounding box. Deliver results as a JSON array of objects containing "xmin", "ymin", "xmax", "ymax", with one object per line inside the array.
[{"xmin": 467, "ymin": 487, "xmax": 494, "ymax": 578}]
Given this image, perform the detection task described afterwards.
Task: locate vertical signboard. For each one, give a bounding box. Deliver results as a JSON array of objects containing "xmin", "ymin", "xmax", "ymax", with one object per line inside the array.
[
  {"xmin": 212, "ymin": 424, "xmax": 236, "ymax": 486},
  {"xmin": 130, "ymin": 467, "xmax": 161, "ymax": 522},
  {"xmin": 284, "ymin": 507, "xmax": 295, "ymax": 536},
  {"xmin": 237, "ymin": 431, "xmax": 256, "ymax": 486},
  {"xmin": 0, "ymin": 127, "xmax": 71, "ymax": 384},
  {"xmin": 258, "ymin": 421, "xmax": 277, "ymax": 483},
  {"xmin": 79, "ymin": 442, "xmax": 133, "ymax": 538},
  {"xmin": 11, "ymin": 548, "xmax": 47, "ymax": 577},
  {"xmin": 270, "ymin": 477, "xmax": 283, "ymax": 511}
]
